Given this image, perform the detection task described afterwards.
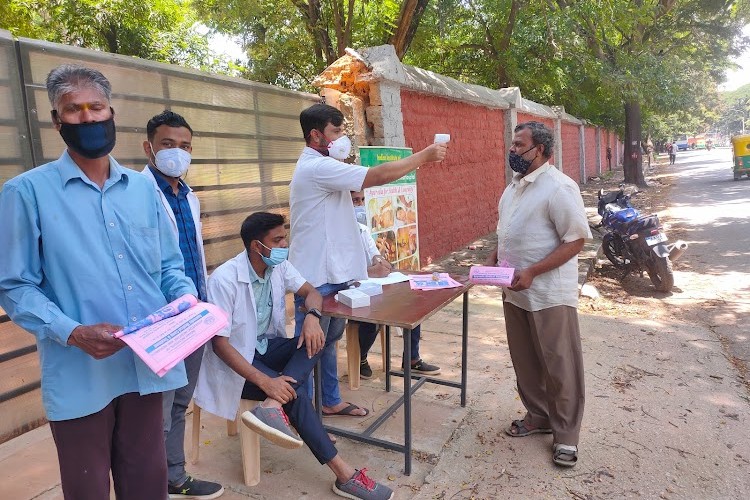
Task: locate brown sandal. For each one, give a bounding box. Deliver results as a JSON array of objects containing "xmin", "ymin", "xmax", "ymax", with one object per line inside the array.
[
  {"xmin": 553, "ymin": 443, "xmax": 578, "ymax": 467},
  {"xmin": 505, "ymin": 419, "xmax": 552, "ymax": 437}
]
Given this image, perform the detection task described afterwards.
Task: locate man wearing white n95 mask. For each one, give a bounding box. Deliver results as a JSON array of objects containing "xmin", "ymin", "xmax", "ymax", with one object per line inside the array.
[{"xmin": 141, "ymin": 110, "xmax": 223, "ymax": 499}]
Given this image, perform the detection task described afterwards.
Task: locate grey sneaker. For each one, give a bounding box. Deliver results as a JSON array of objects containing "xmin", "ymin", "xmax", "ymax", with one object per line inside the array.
[
  {"xmin": 241, "ymin": 405, "xmax": 303, "ymax": 449},
  {"xmin": 405, "ymin": 358, "xmax": 441, "ymax": 375},
  {"xmin": 332, "ymin": 469, "xmax": 393, "ymax": 500}
]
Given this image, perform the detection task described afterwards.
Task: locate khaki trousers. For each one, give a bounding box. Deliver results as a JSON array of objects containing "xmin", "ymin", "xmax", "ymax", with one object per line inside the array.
[{"xmin": 503, "ymin": 301, "xmax": 585, "ymax": 445}]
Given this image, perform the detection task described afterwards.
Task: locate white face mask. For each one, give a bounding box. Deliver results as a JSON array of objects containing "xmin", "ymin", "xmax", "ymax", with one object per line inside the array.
[
  {"xmin": 327, "ymin": 135, "xmax": 352, "ymax": 160},
  {"xmin": 152, "ymin": 145, "xmax": 191, "ymax": 178},
  {"xmin": 354, "ymin": 206, "xmax": 367, "ymax": 225}
]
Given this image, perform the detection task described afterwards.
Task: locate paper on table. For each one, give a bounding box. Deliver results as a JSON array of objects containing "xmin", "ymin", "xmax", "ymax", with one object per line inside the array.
[
  {"xmin": 408, "ymin": 273, "xmax": 463, "ymax": 290},
  {"xmin": 358, "ymin": 272, "xmax": 410, "ymax": 285},
  {"xmin": 114, "ymin": 295, "xmax": 228, "ymax": 377}
]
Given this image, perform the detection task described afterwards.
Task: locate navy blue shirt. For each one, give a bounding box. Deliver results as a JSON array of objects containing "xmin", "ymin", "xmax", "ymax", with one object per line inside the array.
[{"xmin": 150, "ymin": 166, "xmax": 206, "ymax": 301}]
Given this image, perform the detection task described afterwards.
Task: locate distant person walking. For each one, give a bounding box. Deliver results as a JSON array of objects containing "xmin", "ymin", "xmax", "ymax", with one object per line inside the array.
[{"xmin": 667, "ymin": 142, "xmax": 676, "ymax": 165}]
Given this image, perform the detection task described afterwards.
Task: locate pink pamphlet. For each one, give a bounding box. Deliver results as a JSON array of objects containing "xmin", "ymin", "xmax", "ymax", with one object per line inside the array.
[
  {"xmin": 469, "ymin": 266, "xmax": 515, "ymax": 286},
  {"xmin": 408, "ymin": 273, "xmax": 463, "ymax": 290},
  {"xmin": 114, "ymin": 294, "xmax": 229, "ymax": 377}
]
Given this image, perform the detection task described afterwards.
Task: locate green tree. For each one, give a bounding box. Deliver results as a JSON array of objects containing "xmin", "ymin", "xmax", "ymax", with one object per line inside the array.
[
  {"xmin": 0, "ymin": 0, "xmax": 222, "ymax": 71},
  {"xmin": 193, "ymin": 0, "xmax": 430, "ymax": 89},
  {"xmin": 548, "ymin": 0, "xmax": 748, "ymax": 186}
]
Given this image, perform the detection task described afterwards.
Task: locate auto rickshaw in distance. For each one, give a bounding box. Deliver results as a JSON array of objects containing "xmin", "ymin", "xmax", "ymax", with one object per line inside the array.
[{"xmin": 730, "ymin": 134, "xmax": 750, "ymax": 180}]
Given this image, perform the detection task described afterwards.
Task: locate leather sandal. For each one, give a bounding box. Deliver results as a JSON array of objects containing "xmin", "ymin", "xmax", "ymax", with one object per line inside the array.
[
  {"xmin": 553, "ymin": 443, "xmax": 578, "ymax": 467},
  {"xmin": 505, "ymin": 419, "xmax": 552, "ymax": 437}
]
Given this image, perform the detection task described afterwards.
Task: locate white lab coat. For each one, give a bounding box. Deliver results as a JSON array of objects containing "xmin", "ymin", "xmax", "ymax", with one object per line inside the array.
[
  {"xmin": 140, "ymin": 166, "xmax": 207, "ymax": 282},
  {"xmin": 193, "ymin": 252, "xmax": 306, "ymax": 420}
]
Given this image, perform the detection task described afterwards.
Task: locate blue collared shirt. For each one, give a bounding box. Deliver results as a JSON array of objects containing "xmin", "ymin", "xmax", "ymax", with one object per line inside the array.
[
  {"xmin": 149, "ymin": 166, "xmax": 206, "ymax": 301},
  {"xmin": 247, "ymin": 258, "xmax": 273, "ymax": 355},
  {"xmin": 0, "ymin": 151, "xmax": 197, "ymax": 421}
]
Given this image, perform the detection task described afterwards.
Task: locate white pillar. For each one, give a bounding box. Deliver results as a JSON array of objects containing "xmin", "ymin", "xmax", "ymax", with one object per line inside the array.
[
  {"xmin": 554, "ymin": 118, "xmax": 563, "ymax": 171},
  {"xmin": 504, "ymin": 107, "xmax": 518, "ymax": 185},
  {"xmin": 579, "ymin": 123, "xmax": 586, "ymax": 184}
]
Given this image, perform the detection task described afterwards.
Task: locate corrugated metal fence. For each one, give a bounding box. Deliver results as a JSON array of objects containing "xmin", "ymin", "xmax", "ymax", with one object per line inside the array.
[{"xmin": 0, "ymin": 29, "xmax": 319, "ymax": 443}]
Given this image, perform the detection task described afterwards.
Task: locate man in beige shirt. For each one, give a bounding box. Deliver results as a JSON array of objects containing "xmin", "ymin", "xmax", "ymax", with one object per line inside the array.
[{"xmin": 486, "ymin": 121, "xmax": 591, "ymax": 468}]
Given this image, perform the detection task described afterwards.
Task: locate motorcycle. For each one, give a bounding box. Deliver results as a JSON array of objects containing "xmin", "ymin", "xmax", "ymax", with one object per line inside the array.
[{"xmin": 596, "ymin": 187, "xmax": 688, "ymax": 293}]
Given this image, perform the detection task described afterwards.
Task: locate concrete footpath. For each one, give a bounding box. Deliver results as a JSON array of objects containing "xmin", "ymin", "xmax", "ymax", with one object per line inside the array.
[{"xmin": 2, "ymin": 239, "xmax": 749, "ymax": 499}]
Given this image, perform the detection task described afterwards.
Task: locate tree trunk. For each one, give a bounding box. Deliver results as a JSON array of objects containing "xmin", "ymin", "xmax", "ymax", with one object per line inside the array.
[
  {"xmin": 495, "ymin": 0, "xmax": 522, "ymax": 87},
  {"xmin": 390, "ymin": 0, "xmax": 430, "ymax": 59},
  {"xmin": 623, "ymin": 100, "xmax": 646, "ymax": 187}
]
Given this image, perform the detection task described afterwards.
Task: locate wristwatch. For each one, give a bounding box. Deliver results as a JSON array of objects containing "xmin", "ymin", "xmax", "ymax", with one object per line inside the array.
[{"xmin": 306, "ymin": 308, "xmax": 322, "ymax": 319}]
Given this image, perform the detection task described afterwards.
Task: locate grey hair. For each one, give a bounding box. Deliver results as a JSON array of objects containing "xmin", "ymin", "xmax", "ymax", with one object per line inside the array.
[
  {"xmin": 515, "ymin": 121, "xmax": 554, "ymax": 159},
  {"xmin": 46, "ymin": 64, "xmax": 112, "ymax": 109}
]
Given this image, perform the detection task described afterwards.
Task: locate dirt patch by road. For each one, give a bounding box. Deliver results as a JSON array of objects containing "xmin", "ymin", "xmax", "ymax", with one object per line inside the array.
[{"xmin": 579, "ymin": 159, "xmax": 688, "ymax": 322}]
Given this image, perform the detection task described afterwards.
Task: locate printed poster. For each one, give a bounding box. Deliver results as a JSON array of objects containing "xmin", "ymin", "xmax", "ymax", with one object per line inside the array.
[{"xmin": 359, "ymin": 147, "xmax": 420, "ymax": 271}]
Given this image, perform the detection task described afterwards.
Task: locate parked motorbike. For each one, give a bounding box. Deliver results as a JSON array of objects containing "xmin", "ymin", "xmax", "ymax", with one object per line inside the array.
[{"xmin": 596, "ymin": 187, "xmax": 688, "ymax": 293}]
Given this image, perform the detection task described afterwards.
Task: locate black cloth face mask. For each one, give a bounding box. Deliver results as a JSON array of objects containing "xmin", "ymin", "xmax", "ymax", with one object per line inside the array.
[
  {"xmin": 53, "ymin": 109, "xmax": 117, "ymax": 159},
  {"xmin": 508, "ymin": 145, "xmax": 538, "ymax": 175}
]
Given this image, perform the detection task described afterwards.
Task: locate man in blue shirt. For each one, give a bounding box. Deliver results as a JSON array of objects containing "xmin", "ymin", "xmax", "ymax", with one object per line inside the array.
[
  {"xmin": 0, "ymin": 65, "xmax": 197, "ymax": 500},
  {"xmin": 141, "ymin": 111, "xmax": 223, "ymax": 499}
]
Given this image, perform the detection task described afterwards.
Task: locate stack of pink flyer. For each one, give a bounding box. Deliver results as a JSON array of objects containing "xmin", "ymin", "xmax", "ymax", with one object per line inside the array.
[
  {"xmin": 113, "ymin": 294, "xmax": 229, "ymax": 377},
  {"xmin": 409, "ymin": 273, "xmax": 463, "ymax": 290},
  {"xmin": 469, "ymin": 266, "xmax": 515, "ymax": 286}
]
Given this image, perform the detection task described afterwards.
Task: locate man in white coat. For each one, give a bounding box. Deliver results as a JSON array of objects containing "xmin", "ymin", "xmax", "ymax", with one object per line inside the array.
[
  {"xmin": 194, "ymin": 212, "xmax": 394, "ymax": 500},
  {"xmin": 141, "ymin": 110, "xmax": 223, "ymax": 499}
]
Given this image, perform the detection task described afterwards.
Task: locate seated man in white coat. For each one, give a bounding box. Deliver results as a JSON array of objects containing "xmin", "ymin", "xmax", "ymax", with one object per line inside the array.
[{"xmin": 194, "ymin": 212, "xmax": 393, "ymax": 500}]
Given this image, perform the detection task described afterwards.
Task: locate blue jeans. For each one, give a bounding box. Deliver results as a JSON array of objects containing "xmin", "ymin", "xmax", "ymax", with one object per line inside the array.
[
  {"xmin": 359, "ymin": 322, "xmax": 421, "ymax": 363},
  {"xmin": 294, "ymin": 283, "xmax": 348, "ymax": 407},
  {"xmin": 241, "ymin": 334, "xmax": 342, "ymax": 464},
  {"xmin": 162, "ymin": 344, "xmax": 205, "ymax": 487}
]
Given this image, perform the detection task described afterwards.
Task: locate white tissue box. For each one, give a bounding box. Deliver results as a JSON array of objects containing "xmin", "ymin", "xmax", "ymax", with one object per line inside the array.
[
  {"xmin": 356, "ymin": 282, "xmax": 383, "ymax": 297},
  {"xmin": 336, "ymin": 288, "xmax": 370, "ymax": 308}
]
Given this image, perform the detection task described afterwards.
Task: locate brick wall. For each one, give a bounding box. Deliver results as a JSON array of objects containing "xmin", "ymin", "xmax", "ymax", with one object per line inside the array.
[
  {"xmin": 561, "ymin": 122, "xmax": 580, "ymax": 181},
  {"xmin": 584, "ymin": 126, "xmax": 597, "ymax": 178},
  {"xmin": 401, "ymin": 90, "xmax": 505, "ymax": 265}
]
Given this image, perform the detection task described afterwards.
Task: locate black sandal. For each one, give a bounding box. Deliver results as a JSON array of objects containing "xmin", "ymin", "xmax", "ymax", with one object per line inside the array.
[{"xmin": 505, "ymin": 419, "xmax": 552, "ymax": 437}]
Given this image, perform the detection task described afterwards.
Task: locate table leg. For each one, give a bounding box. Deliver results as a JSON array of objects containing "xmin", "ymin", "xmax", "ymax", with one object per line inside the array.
[
  {"xmin": 345, "ymin": 322, "xmax": 361, "ymax": 390},
  {"xmin": 385, "ymin": 325, "xmax": 392, "ymax": 392},
  {"xmin": 403, "ymin": 327, "xmax": 412, "ymax": 475},
  {"xmin": 313, "ymin": 360, "xmax": 323, "ymax": 418},
  {"xmin": 461, "ymin": 291, "xmax": 469, "ymax": 407}
]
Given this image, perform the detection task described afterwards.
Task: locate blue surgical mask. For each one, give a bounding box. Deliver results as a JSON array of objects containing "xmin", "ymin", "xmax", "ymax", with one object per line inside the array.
[{"xmin": 256, "ymin": 241, "xmax": 288, "ymax": 267}]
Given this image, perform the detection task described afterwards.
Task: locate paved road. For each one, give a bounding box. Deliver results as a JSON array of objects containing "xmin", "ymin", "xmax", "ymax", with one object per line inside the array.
[{"xmin": 666, "ymin": 147, "xmax": 750, "ymax": 372}]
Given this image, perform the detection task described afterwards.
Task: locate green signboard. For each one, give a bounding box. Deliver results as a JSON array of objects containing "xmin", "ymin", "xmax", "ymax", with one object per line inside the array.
[{"xmin": 359, "ymin": 146, "xmax": 414, "ymax": 184}]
